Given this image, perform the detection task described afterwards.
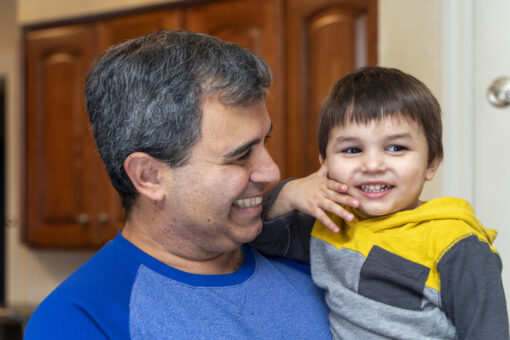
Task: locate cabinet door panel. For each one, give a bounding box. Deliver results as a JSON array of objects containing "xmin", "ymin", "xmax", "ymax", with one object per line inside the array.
[
  {"xmin": 26, "ymin": 25, "xmax": 97, "ymax": 247},
  {"xmin": 185, "ymin": 0, "xmax": 285, "ymax": 174},
  {"xmin": 285, "ymin": 0, "xmax": 377, "ymax": 178},
  {"xmin": 97, "ymin": 9, "xmax": 183, "ymax": 49},
  {"xmin": 40, "ymin": 55, "xmax": 83, "ymax": 221}
]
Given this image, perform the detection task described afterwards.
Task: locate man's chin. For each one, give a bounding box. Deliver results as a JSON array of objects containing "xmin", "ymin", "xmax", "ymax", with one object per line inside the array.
[{"xmin": 235, "ymin": 221, "xmax": 263, "ymax": 244}]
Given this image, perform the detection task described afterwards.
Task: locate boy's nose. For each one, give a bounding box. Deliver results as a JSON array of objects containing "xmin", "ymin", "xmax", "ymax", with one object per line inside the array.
[{"xmin": 361, "ymin": 151, "xmax": 386, "ymax": 173}]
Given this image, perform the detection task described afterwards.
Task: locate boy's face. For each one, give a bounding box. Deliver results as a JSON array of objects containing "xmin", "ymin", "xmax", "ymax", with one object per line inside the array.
[{"xmin": 322, "ymin": 115, "xmax": 440, "ymax": 217}]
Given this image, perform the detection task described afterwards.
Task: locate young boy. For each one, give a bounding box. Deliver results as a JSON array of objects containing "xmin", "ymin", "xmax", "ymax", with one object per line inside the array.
[{"xmin": 252, "ymin": 66, "xmax": 509, "ymax": 339}]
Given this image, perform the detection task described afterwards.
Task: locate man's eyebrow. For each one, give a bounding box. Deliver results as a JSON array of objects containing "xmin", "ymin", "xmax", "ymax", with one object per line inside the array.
[{"xmin": 223, "ymin": 124, "xmax": 273, "ymax": 159}]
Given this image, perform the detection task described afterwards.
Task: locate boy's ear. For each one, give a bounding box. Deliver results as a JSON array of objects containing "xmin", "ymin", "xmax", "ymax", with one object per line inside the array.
[
  {"xmin": 124, "ymin": 152, "xmax": 167, "ymax": 201},
  {"xmin": 425, "ymin": 156, "xmax": 442, "ymax": 181},
  {"xmin": 319, "ymin": 154, "xmax": 325, "ymax": 165}
]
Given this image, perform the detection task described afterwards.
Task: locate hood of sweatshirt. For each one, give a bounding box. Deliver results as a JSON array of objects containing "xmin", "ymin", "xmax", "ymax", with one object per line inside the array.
[{"xmin": 341, "ymin": 197, "xmax": 497, "ymax": 244}]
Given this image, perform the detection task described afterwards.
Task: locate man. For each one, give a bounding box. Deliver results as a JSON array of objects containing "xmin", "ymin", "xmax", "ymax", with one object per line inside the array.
[{"xmin": 23, "ymin": 30, "xmax": 332, "ymax": 339}]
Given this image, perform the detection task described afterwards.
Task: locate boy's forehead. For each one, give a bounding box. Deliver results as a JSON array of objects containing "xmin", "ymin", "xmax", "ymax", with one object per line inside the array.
[
  {"xmin": 345, "ymin": 110, "xmax": 416, "ymax": 124},
  {"xmin": 328, "ymin": 115, "xmax": 422, "ymax": 139}
]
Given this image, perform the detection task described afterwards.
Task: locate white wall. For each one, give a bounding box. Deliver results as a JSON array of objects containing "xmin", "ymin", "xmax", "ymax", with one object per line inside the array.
[
  {"xmin": 378, "ymin": 0, "xmax": 443, "ymax": 201},
  {"xmin": 6, "ymin": 0, "xmax": 444, "ymax": 306}
]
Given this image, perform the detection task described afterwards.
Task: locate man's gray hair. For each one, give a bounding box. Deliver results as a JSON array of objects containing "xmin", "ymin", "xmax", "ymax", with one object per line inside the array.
[{"xmin": 85, "ymin": 30, "xmax": 273, "ymax": 211}]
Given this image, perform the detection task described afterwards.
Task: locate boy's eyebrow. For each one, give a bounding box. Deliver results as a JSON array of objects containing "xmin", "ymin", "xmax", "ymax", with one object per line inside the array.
[
  {"xmin": 333, "ymin": 133, "xmax": 413, "ymax": 144},
  {"xmin": 223, "ymin": 124, "xmax": 273, "ymax": 159},
  {"xmin": 333, "ymin": 136, "xmax": 360, "ymax": 144},
  {"xmin": 386, "ymin": 133, "xmax": 413, "ymax": 140}
]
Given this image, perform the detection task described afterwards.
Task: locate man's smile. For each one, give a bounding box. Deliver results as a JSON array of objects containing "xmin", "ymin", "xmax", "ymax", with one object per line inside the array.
[{"xmin": 233, "ymin": 196, "xmax": 263, "ymax": 208}]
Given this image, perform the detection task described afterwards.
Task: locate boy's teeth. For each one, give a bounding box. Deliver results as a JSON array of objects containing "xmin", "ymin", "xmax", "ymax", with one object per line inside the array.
[
  {"xmin": 233, "ymin": 196, "xmax": 263, "ymax": 208},
  {"xmin": 360, "ymin": 184, "xmax": 391, "ymax": 193}
]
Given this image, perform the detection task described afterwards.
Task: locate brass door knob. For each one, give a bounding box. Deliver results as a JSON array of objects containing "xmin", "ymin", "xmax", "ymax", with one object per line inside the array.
[
  {"xmin": 97, "ymin": 213, "xmax": 109, "ymax": 225},
  {"xmin": 76, "ymin": 213, "xmax": 90, "ymax": 225}
]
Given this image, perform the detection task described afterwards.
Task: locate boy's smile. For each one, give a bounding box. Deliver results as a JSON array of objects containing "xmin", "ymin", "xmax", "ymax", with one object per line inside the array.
[{"xmin": 322, "ymin": 115, "xmax": 440, "ymax": 217}]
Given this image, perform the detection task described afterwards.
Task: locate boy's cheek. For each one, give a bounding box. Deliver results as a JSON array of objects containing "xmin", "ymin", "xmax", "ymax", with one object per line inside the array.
[{"xmin": 325, "ymin": 160, "xmax": 349, "ymax": 184}]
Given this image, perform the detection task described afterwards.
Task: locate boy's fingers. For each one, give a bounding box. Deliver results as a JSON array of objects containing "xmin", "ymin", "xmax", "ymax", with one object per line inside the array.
[
  {"xmin": 327, "ymin": 179, "xmax": 348, "ymax": 193},
  {"xmin": 326, "ymin": 202, "xmax": 354, "ymax": 222},
  {"xmin": 326, "ymin": 191, "xmax": 359, "ymax": 209},
  {"xmin": 316, "ymin": 211, "xmax": 340, "ymax": 233}
]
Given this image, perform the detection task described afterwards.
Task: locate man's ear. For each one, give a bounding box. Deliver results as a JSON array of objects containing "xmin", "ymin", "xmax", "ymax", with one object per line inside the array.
[
  {"xmin": 425, "ymin": 156, "xmax": 442, "ymax": 181},
  {"xmin": 124, "ymin": 152, "xmax": 167, "ymax": 201}
]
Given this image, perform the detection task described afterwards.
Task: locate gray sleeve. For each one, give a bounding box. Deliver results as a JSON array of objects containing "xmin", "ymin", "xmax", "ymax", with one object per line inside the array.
[
  {"xmin": 438, "ymin": 235, "xmax": 509, "ymax": 339},
  {"xmin": 249, "ymin": 178, "xmax": 315, "ymax": 263}
]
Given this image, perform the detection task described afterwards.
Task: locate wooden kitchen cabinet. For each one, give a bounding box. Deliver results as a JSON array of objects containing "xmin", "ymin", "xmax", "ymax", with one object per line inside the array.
[
  {"xmin": 25, "ymin": 24, "xmax": 109, "ymax": 247},
  {"xmin": 23, "ymin": 0, "xmax": 377, "ymax": 248}
]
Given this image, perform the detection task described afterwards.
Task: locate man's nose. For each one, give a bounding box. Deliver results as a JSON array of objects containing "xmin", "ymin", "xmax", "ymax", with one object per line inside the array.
[{"xmin": 250, "ymin": 148, "xmax": 281, "ymax": 184}]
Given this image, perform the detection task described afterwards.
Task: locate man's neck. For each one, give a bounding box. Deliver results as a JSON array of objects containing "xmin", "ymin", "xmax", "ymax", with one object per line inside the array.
[{"xmin": 121, "ymin": 221, "xmax": 244, "ymax": 275}]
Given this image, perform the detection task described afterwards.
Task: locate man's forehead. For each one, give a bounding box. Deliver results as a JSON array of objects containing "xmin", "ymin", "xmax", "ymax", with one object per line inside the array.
[
  {"xmin": 201, "ymin": 98, "xmax": 269, "ymax": 126},
  {"xmin": 196, "ymin": 98, "xmax": 271, "ymax": 151}
]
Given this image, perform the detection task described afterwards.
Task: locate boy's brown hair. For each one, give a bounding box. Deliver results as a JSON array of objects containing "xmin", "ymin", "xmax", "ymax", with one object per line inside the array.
[{"xmin": 318, "ymin": 66, "xmax": 443, "ymax": 165}]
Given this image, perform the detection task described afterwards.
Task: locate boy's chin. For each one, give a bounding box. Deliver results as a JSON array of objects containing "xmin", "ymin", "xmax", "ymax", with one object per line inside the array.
[{"xmin": 357, "ymin": 206, "xmax": 396, "ymax": 218}]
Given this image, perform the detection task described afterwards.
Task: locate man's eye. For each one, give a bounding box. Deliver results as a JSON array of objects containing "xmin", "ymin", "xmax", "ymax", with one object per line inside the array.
[
  {"xmin": 343, "ymin": 147, "xmax": 362, "ymax": 154},
  {"xmin": 236, "ymin": 150, "xmax": 252, "ymax": 161},
  {"xmin": 387, "ymin": 145, "xmax": 406, "ymax": 152}
]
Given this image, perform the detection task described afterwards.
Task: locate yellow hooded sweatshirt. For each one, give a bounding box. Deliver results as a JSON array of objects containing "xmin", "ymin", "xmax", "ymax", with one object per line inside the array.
[{"xmin": 310, "ymin": 197, "xmax": 507, "ymax": 340}]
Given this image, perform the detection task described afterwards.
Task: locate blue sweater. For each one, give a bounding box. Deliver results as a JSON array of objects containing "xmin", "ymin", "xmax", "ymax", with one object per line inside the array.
[{"xmin": 24, "ymin": 232, "xmax": 331, "ymax": 339}]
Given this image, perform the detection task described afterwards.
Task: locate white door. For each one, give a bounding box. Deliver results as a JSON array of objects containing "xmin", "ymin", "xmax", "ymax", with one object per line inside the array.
[
  {"xmin": 442, "ymin": 0, "xmax": 510, "ymax": 308},
  {"xmin": 474, "ymin": 0, "xmax": 510, "ymax": 308},
  {"xmin": 473, "ymin": 0, "xmax": 510, "ymax": 305}
]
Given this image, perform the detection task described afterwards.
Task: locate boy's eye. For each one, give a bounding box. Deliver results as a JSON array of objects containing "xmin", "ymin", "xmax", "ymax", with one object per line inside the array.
[
  {"xmin": 343, "ymin": 147, "xmax": 362, "ymax": 154},
  {"xmin": 387, "ymin": 145, "xmax": 406, "ymax": 152}
]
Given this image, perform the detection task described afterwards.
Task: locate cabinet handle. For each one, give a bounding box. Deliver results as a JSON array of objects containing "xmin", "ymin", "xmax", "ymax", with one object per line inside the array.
[
  {"xmin": 76, "ymin": 213, "xmax": 90, "ymax": 225},
  {"xmin": 97, "ymin": 213, "xmax": 109, "ymax": 225}
]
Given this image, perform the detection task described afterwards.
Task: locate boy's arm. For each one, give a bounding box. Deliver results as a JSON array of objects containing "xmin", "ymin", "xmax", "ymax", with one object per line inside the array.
[
  {"xmin": 250, "ymin": 166, "xmax": 358, "ymax": 262},
  {"xmin": 250, "ymin": 178, "xmax": 316, "ymax": 262},
  {"xmin": 265, "ymin": 165, "xmax": 358, "ymax": 232},
  {"xmin": 438, "ymin": 235, "xmax": 509, "ymax": 339}
]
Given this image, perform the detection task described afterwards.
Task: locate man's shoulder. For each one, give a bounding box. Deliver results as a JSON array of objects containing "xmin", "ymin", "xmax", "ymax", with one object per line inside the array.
[
  {"xmin": 61, "ymin": 237, "xmax": 140, "ymax": 291},
  {"xmin": 24, "ymin": 238, "xmax": 138, "ymax": 339}
]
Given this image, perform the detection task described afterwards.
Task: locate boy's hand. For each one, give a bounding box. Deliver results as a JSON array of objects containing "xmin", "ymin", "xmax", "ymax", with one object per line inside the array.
[{"xmin": 266, "ymin": 164, "xmax": 359, "ymax": 233}]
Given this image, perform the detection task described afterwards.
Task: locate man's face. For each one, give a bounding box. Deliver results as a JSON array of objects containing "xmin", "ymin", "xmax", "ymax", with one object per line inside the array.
[
  {"xmin": 322, "ymin": 115, "xmax": 439, "ymax": 217},
  {"xmin": 160, "ymin": 98, "xmax": 280, "ymax": 257}
]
